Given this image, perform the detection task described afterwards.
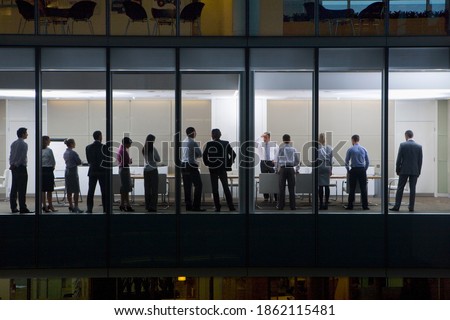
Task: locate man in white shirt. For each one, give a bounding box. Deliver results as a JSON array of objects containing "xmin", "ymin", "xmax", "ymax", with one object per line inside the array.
[{"xmin": 257, "ymin": 132, "xmax": 279, "ymax": 202}]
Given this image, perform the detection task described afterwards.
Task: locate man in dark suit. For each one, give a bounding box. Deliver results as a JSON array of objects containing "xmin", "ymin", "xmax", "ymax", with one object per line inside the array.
[
  {"xmin": 85, "ymin": 130, "xmax": 109, "ymax": 213},
  {"xmin": 203, "ymin": 128, "xmax": 236, "ymax": 212},
  {"xmin": 390, "ymin": 130, "xmax": 423, "ymax": 212}
]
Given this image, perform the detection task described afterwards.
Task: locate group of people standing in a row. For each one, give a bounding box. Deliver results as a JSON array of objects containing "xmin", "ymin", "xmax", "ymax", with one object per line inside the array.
[
  {"xmin": 8, "ymin": 128, "xmax": 162, "ymax": 214},
  {"xmin": 8, "ymin": 126, "xmax": 423, "ymax": 214},
  {"xmin": 256, "ymin": 130, "xmax": 422, "ymax": 212}
]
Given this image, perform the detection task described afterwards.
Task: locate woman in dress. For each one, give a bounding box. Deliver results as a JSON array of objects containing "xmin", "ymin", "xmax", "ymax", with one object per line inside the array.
[
  {"xmin": 117, "ymin": 137, "xmax": 134, "ymax": 212},
  {"xmin": 42, "ymin": 135, "xmax": 57, "ymax": 212},
  {"xmin": 142, "ymin": 134, "xmax": 161, "ymax": 212},
  {"xmin": 63, "ymin": 138, "xmax": 83, "ymax": 213},
  {"xmin": 318, "ymin": 132, "xmax": 333, "ymax": 210}
]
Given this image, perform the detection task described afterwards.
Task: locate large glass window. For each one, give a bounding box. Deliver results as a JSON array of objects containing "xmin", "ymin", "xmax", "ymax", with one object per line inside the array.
[
  {"xmin": 251, "ymin": 49, "xmax": 314, "ymax": 213},
  {"xmin": 180, "ymin": 48, "xmax": 244, "ymax": 213},
  {"xmin": 319, "ymin": 48, "xmax": 384, "ymax": 214},
  {"xmin": 389, "ymin": 0, "xmax": 449, "ymax": 36},
  {"xmin": 41, "ymin": 48, "xmax": 106, "ymax": 214},
  {"xmin": 388, "ymin": 48, "xmax": 450, "ymax": 213},
  {"xmin": 111, "ymin": 48, "xmax": 176, "ymax": 214},
  {"xmin": 0, "ymin": 48, "xmax": 36, "ymax": 214}
]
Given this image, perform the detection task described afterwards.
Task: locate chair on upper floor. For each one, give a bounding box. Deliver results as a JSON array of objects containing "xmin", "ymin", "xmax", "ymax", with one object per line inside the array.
[
  {"xmin": 16, "ymin": 0, "xmax": 36, "ymax": 33},
  {"xmin": 180, "ymin": 1, "xmax": 205, "ymax": 35},
  {"xmin": 67, "ymin": 0, "xmax": 97, "ymax": 34},
  {"xmin": 303, "ymin": 2, "xmax": 355, "ymax": 35},
  {"xmin": 357, "ymin": 1, "xmax": 385, "ymax": 35},
  {"xmin": 123, "ymin": 0, "xmax": 151, "ymax": 35},
  {"xmin": 151, "ymin": 7, "xmax": 176, "ymax": 35}
]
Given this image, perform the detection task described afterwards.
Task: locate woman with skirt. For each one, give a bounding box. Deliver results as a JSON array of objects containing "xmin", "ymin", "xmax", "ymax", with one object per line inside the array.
[
  {"xmin": 63, "ymin": 138, "xmax": 83, "ymax": 213},
  {"xmin": 42, "ymin": 135, "xmax": 57, "ymax": 212}
]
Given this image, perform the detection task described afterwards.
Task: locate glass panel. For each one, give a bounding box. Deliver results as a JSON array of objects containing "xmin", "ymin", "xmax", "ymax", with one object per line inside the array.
[
  {"xmin": 251, "ymin": 48, "xmax": 314, "ymax": 214},
  {"xmin": 2, "ymin": 0, "xmax": 34, "ymax": 35},
  {"xmin": 389, "ymin": 0, "xmax": 449, "ymax": 35},
  {"xmin": 111, "ymin": 48, "xmax": 175, "ymax": 214},
  {"xmin": 253, "ymin": 72, "xmax": 313, "ymax": 213},
  {"xmin": 180, "ymin": 49, "xmax": 244, "ymax": 212},
  {"xmin": 320, "ymin": 49, "xmax": 383, "ymax": 214},
  {"xmin": 0, "ymin": 48, "xmax": 35, "ymax": 214},
  {"xmin": 112, "ymin": 73, "xmax": 175, "ymax": 214},
  {"xmin": 249, "ymin": 0, "xmax": 314, "ymax": 36},
  {"xmin": 41, "ymin": 48, "xmax": 106, "ymax": 214},
  {"xmin": 388, "ymin": 48, "xmax": 450, "ymax": 213}
]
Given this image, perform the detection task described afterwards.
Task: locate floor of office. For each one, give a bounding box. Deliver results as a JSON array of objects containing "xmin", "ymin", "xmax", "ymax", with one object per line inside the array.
[{"xmin": 0, "ymin": 194, "xmax": 449, "ymax": 215}]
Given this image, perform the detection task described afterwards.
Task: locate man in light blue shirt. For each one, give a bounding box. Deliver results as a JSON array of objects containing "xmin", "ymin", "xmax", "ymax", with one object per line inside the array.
[
  {"xmin": 9, "ymin": 127, "xmax": 32, "ymax": 213},
  {"xmin": 344, "ymin": 134, "xmax": 370, "ymax": 210}
]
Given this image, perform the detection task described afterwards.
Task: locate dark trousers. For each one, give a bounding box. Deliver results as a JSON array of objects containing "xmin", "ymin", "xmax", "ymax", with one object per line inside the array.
[
  {"xmin": 394, "ymin": 174, "xmax": 418, "ymax": 210},
  {"xmin": 278, "ymin": 167, "xmax": 296, "ymax": 210},
  {"xmin": 144, "ymin": 169, "xmax": 159, "ymax": 211},
  {"xmin": 260, "ymin": 160, "xmax": 277, "ymax": 201},
  {"xmin": 209, "ymin": 169, "xmax": 234, "ymax": 210},
  {"xmin": 347, "ymin": 167, "xmax": 368, "ymax": 208},
  {"xmin": 182, "ymin": 165, "xmax": 202, "ymax": 209},
  {"xmin": 318, "ymin": 186, "xmax": 330, "ymax": 205},
  {"xmin": 87, "ymin": 172, "xmax": 108, "ymax": 212},
  {"xmin": 10, "ymin": 165, "xmax": 28, "ymax": 211}
]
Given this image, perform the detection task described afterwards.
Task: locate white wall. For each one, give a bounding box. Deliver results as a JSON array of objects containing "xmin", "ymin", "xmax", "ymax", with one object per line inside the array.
[
  {"xmin": 6, "ymin": 100, "xmax": 36, "ymax": 194},
  {"xmin": 395, "ymin": 100, "xmax": 437, "ymax": 194}
]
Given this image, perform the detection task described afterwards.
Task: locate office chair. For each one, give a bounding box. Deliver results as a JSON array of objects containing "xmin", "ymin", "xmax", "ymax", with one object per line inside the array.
[
  {"xmin": 123, "ymin": 0, "xmax": 151, "ymax": 35},
  {"xmin": 180, "ymin": 1, "xmax": 205, "ymax": 35},
  {"xmin": 68, "ymin": 0, "xmax": 97, "ymax": 34},
  {"xmin": 357, "ymin": 2, "xmax": 385, "ymax": 35},
  {"xmin": 16, "ymin": 0, "xmax": 36, "ymax": 33},
  {"xmin": 151, "ymin": 7, "xmax": 176, "ymax": 35}
]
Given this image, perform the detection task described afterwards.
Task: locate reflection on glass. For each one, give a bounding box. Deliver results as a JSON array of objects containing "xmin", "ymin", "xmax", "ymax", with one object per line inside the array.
[
  {"xmin": 389, "ymin": 0, "xmax": 448, "ymax": 35},
  {"xmin": 0, "ymin": 71, "xmax": 36, "ymax": 214},
  {"xmin": 388, "ymin": 71, "xmax": 450, "ymax": 213},
  {"xmin": 110, "ymin": 0, "xmax": 245, "ymax": 36}
]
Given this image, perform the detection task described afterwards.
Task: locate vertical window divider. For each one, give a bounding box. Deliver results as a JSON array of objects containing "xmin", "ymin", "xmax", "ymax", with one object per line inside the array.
[{"xmin": 35, "ymin": 47, "xmax": 42, "ymax": 267}]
